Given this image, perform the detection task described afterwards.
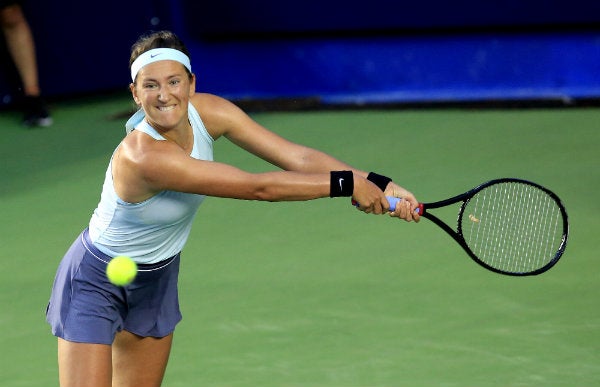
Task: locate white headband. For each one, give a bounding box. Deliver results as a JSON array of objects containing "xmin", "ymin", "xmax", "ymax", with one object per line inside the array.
[{"xmin": 130, "ymin": 48, "xmax": 192, "ymax": 81}]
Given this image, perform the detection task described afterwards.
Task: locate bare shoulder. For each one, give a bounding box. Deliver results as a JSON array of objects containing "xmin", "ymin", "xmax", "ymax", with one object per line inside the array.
[
  {"xmin": 119, "ymin": 130, "xmax": 187, "ymax": 174},
  {"xmin": 191, "ymin": 93, "xmax": 231, "ymax": 110},
  {"xmin": 190, "ymin": 93, "xmax": 251, "ymax": 139}
]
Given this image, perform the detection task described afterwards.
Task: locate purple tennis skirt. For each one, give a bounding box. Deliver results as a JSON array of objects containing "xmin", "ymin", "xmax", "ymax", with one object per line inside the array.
[{"xmin": 46, "ymin": 228, "xmax": 182, "ymax": 345}]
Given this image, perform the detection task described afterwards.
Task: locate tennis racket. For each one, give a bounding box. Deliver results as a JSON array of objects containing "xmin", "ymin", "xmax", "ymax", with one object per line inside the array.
[{"xmin": 357, "ymin": 178, "xmax": 569, "ymax": 276}]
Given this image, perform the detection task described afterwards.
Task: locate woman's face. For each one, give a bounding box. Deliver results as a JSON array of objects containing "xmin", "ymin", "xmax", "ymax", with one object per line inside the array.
[{"xmin": 131, "ymin": 60, "xmax": 195, "ymax": 132}]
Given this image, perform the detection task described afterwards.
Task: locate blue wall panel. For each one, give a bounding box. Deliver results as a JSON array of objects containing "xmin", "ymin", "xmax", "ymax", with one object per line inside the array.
[{"xmin": 187, "ymin": 32, "xmax": 600, "ymax": 103}]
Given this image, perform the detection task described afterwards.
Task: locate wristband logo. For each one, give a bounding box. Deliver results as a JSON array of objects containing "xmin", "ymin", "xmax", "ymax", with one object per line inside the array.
[{"xmin": 330, "ymin": 171, "xmax": 353, "ymax": 197}]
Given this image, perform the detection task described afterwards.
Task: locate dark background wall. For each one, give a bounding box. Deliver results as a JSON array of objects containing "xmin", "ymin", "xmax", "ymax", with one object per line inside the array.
[{"xmin": 1, "ymin": 0, "xmax": 599, "ymax": 106}]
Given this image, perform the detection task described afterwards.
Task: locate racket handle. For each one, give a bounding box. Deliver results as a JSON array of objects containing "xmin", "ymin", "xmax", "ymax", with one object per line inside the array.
[
  {"xmin": 352, "ymin": 196, "xmax": 422, "ymax": 214},
  {"xmin": 386, "ymin": 196, "xmax": 401, "ymax": 211}
]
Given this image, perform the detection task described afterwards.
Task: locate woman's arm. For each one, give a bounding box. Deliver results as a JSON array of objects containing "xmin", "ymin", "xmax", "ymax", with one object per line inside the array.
[
  {"xmin": 115, "ymin": 125, "xmax": 388, "ymax": 212},
  {"xmin": 194, "ymin": 93, "xmax": 367, "ymax": 175}
]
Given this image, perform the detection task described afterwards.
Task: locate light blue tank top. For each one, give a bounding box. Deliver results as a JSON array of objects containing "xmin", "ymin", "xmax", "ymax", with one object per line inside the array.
[{"xmin": 88, "ymin": 103, "xmax": 214, "ymax": 264}]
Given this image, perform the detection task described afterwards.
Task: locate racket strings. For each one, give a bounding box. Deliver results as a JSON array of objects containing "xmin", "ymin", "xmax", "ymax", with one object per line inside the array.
[{"xmin": 462, "ymin": 182, "xmax": 564, "ymax": 274}]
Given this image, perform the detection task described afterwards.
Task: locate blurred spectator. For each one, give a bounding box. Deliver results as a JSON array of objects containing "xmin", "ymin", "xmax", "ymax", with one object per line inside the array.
[{"xmin": 1, "ymin": 0, "xmax": 51, "ymax": 127}]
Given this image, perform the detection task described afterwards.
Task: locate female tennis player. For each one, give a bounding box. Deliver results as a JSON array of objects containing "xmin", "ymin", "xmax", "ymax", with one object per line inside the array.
[{"xmin": 46, "ymin": 30, "xmax": 420, "ymax": 387}]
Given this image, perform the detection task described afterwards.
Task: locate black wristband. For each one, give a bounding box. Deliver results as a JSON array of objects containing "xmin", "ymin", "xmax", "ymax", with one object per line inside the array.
[
  {"xmin": 367, "ymin": 172, "xmax": 392, "ymax": 191},
  {"xmin": 330, "ymin": 171, "xmax": 354, "ymax": 197}
]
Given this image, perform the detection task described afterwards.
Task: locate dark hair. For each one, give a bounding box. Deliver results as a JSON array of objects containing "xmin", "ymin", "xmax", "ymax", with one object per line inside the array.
[{"xmin": 129, "ymin": 30, "xmax": 192, "ymax": 79}]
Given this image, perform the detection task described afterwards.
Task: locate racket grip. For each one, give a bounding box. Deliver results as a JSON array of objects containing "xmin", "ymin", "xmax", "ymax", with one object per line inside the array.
[
  {"xmin": 386, "ymin": 196, "xmax": 401, "ymax": 211},
  {"xmin": 352, "ymin": 196, "xmax": 421, "ymax": 214}
]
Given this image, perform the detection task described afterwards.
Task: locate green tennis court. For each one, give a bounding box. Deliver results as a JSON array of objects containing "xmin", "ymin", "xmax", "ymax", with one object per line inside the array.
[{"xmin": 1, "ymin": 93, "xmax": 598, "ymax": 386}]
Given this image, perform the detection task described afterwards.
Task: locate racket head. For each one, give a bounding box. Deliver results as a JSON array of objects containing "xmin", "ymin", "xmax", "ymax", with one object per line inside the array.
[{"xmin": 455, "ymin": 178, "xmax": 569, "ymax": 276}]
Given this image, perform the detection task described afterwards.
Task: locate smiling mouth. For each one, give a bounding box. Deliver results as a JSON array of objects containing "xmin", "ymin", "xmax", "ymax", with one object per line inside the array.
[{"xmin": 158, "ymin": 105, "xmax": 175, "ymax": 112}]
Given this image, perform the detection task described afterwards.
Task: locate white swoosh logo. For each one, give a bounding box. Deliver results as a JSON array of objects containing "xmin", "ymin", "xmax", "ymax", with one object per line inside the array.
[{"xmin": 338, "ymin": 178, "xmax": 344, "ymax": 190}]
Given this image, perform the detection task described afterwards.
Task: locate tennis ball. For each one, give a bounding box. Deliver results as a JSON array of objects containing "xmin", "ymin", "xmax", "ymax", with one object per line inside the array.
[{"xmin": 106, "ymin": 256, "xmax": 137, "ymax": 286}]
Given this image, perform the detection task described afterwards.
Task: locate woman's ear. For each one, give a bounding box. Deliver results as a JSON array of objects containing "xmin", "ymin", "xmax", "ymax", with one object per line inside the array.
[
  {"xmin": 130, "ymin": 83, "xmax": 141, "ymax": 106},
  {"xmin": 189, "ymin": 73, "xmax": 196, "ymax": 97}
]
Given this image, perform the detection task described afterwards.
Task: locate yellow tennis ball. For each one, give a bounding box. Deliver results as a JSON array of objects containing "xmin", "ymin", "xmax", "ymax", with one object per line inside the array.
[{"xmin": 106, "ymin": 256, "xmax": 137, "ymax": 286}]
